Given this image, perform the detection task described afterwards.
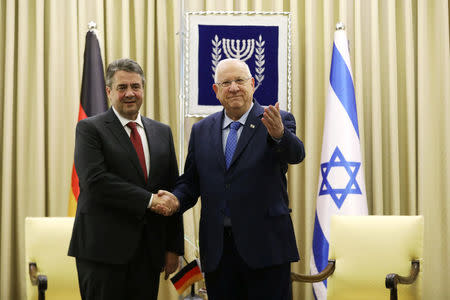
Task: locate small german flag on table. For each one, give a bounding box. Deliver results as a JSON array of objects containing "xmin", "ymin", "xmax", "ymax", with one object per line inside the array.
[{"xmin": 170, "ymin": 259, "xmax": 203, "ymax": 295}]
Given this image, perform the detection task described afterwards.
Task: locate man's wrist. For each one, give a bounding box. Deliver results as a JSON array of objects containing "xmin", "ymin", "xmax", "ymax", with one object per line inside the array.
[{"xmin": 271, "ymin": 129, "xmax": 284, "ymax": 143}]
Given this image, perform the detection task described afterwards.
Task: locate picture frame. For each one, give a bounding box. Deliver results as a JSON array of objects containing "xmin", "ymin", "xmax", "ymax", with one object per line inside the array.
[{"xmin": 183, "ymin": 11, "xmax": 292, "ymax": 117}]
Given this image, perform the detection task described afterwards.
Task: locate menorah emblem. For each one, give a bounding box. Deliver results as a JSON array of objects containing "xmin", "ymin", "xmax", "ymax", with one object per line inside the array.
[
  {"xmin": 211, "ymin": 35, "xmax": 265, "ymax": 90},
  {"xmin": 222, "ymin": 38, "xmax": 255, "ymax": 61}
]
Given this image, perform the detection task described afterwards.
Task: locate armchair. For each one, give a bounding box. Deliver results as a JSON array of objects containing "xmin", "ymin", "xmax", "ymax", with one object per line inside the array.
[
  {"xmin": 25, "ymin": 217, "xmax": 80, "ymax": 300},
  {"xmin": 291, "ymin": 215, "xmax": 424, "ymax": 300}
]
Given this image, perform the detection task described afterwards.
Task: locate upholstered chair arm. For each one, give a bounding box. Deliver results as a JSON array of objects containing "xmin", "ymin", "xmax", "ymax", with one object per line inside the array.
[
  {"xmin": 385, "ymin": 260, "xmax": 420, "ymax": 300},
  {"xmin": 29, "ymin": 262, "xmax": 48, "ymax": 300},
  {"xmin": 291, "ymin": 260, "xmax": 336, "ymax": 283}
]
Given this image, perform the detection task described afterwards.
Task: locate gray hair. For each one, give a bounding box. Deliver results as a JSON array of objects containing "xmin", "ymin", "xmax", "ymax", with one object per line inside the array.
[
  {"xmin": 214, "ymin": 58, "xmax": 252, "ymax": 83},
  {"xmin": 105, "ymin": 58, "xmax": 145, "ymax": 87}
]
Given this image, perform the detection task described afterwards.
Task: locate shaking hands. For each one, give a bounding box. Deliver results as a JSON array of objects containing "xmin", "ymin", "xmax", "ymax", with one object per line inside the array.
[{"xmin": 151, "ymin": 190, "xmax": 180, "ymax": 216}]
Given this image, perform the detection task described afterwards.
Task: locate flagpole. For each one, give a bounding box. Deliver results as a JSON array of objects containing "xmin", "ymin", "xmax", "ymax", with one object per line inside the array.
[
  {"xmin": 335, "ymin": 22, "xmax": 345, "ymax": 31},
  {"xmin": 181, "ymin": 256, "xmax": 201, "ymax": 299},
  {"xmin": 87, "ymin": 21, "xmax": 97, "ymax": 34},
  {"xmin": 178, "ymin": 1, "xmax": 186, "ymax": 299},
  {"xmin": 178, "ymin": 0, "xmax": 185, "ymax": 174}
]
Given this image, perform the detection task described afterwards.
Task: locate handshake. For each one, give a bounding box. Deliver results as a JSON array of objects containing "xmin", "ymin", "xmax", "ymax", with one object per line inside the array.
[{"xmin": 150, "ymin": 190, "xmax": 180, "ymax": 216}]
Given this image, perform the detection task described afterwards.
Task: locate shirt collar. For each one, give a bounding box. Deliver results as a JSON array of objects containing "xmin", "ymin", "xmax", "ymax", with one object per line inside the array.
[
  {"xmin": 112, "ymin": 106, "xmax": 144, "ymax": 128},
  {"xmin": 222, "ymin": 102, "xmax": 254, "ymax": 129}
]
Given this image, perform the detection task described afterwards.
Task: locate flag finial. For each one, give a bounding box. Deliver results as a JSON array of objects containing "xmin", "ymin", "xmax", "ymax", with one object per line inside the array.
[
  {"xmin": 88, "ymin": 21, "xmax": 97, "ymax": 31},
  {"xmin": 336, "ymin": 22, "xmax": 345, "ymax": 31}
]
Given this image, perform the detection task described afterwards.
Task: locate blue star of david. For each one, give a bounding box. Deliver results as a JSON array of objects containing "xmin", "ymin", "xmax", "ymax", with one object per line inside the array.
[{"xmin": 319, "ymin": 147, "xmax": 362, "ymax": 208}]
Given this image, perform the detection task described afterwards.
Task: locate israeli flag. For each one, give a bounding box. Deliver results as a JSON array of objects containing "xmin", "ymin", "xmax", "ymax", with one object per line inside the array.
[{"xmin": 310, "ymin": 24, "xmax": 368, "ymax": 299}]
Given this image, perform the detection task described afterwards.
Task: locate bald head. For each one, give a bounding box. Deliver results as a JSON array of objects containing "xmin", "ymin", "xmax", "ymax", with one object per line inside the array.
[
  {"xmin": 212, "ymin": 58, "xmax": 255, "ymax": 120},
  {"xmin": 214, "ymin": 59, "xmax": 252, "ymax": 83}
]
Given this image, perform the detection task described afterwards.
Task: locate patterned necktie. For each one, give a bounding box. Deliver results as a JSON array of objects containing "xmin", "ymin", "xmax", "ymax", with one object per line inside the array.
[
  {"xmin": 225, "ymin": 121, "xmax": 242, "ymax": 169},
  {"xmin": 127, "ymin": 122, "xmax": 148, "ymax": 182}
]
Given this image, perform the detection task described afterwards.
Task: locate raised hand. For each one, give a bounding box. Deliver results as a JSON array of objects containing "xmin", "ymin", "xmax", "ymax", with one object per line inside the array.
[
  {"xmin": 261, "ymin": 102, "xmax": 284, "ymax": 139},
  {"xmin": 151, "ymin": 190, "xmax": 180, "ymax": 216}
]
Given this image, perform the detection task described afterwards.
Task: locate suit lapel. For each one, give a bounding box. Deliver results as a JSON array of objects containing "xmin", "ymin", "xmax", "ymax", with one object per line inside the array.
[
  {"xmin": 104, "ymin": 109, "xmax": 146, "ymax": 182},
  {"xmin": 211, "ymin": 111, "xmax": 227, "ymax": 171},
  {"xmin": 229, "ymin": 101, "xmax": 264, "ymax": 168},
  {"xmin": 142, "ymin": 117, "xmax": 156, "ymax": 185}
]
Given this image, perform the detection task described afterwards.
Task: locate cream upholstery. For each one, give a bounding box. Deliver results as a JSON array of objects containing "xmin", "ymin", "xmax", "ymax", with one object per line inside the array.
[
  {"xmin": 25, "ymin": 217, "xmax": 80, "ymax": 300},
  {"xmin": 327, "ymin": 215, "xmax": 423, "ymax": 300}
]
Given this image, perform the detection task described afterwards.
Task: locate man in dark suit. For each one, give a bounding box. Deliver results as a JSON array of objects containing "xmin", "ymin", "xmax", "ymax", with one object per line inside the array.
[
  {"xmin": 157, "ymin": 58, "xmax": 305, "ymax": 299},
  {"xmin": 68, "ymin": 58, "xmax": 184, "ymax": 300}
]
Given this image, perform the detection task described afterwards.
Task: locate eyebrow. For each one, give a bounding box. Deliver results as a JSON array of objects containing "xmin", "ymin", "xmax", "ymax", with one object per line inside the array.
[
  {"xmin": 220, "ymin": 76, "xmax": 246, "ymax": 81},
  {"xmin": 116, "ymin": 83, "xmax": 141, "ymax": 86}
]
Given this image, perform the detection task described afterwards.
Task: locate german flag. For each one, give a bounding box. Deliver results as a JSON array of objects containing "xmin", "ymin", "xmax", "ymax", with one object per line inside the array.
[
  {"xmin": 171, "ymin": 259, "xmax": 204, "ymax": 295},
  {"xmin": 68, "ymin": 27, "xmax": 108, "ymax": 216}
]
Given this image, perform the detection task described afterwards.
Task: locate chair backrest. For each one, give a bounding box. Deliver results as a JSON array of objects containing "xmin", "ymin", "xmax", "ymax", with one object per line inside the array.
[
  {"xmin": 25, "ymin": 217, "xmax": 80, "ymax": 300},
  {"xmin": 327, "ymin": 215, "xmax": 423, "ymax": 300}
]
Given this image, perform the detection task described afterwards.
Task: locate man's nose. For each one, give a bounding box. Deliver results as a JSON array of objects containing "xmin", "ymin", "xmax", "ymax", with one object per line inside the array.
[
  {"xmin": 229, "ymin": 81, "xmax": 240, "ymax": 91},
  {"xmin": 124, "ymin": 87, "xmax": 135, "ymax": 97}
]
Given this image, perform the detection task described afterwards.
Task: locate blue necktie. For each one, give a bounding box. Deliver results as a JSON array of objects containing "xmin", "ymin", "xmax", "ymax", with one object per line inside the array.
[{"xmin": 225, "ymin": 121, "xmax": 241, "ymax": 169}]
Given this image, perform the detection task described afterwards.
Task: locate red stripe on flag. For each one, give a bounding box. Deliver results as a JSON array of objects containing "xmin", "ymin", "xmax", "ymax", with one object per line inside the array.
[
  {"xmin": 78, "ymin": 103, "xmax": 88, "ymax": 121},
  {"xmin": 173, "ymin": 266, "xmax": 202, "ymax": 290},
  {"xmin": 70, "ymin": 165, "xmax": 80, "ymax": 200},
  {"xmin": 174, "ymin": 273, "xmax": 203, "ymax": 295},
  {"xmin": 70, "ymin": 103, "xmax": 87, "ymax": 202}
]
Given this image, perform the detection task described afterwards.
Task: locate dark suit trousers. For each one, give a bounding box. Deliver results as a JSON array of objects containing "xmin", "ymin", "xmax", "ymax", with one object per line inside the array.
[
  {"xmin": 75, "ymin": 237, "xmax": 160, "ymax": 300},
  {"xmin": 204, "ymin": 227, "xmax": 292, "ymax": 300}
]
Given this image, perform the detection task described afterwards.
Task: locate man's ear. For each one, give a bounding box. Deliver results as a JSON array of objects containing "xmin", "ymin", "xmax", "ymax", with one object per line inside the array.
[
  {"xmin": 105, "ymin": 86, "xmax": 111, "ymax": 98},
  {"xmin": 212, "ymin": 83, "xmax": 219, "ymax": 98}
]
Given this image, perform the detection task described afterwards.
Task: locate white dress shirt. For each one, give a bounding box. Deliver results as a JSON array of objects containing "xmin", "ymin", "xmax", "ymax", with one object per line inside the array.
[
  {"xmin": 222, "ymin": 103, "xmax": 254, "ymax": 152},
  {"xmin": 112, "ymin": 107, "xmax": 153, "ymax": 207}
]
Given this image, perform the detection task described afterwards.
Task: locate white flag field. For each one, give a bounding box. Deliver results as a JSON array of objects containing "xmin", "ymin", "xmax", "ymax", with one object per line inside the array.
[{"xmin": 310, "ymin": 26, "xmax": 368, "ymax": 299}]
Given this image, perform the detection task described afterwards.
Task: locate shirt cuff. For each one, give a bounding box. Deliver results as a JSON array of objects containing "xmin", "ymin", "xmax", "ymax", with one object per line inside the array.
[
  {"xmin": 147, "ymin": 194, "xmax": 153, "ymax": 208},
  {"xmin": 271, "ymin": 136, "xmax": 282, "ymax": 143}
]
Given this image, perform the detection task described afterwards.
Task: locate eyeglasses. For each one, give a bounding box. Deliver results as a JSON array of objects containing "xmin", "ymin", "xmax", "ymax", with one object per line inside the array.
[{"xmin": 215, "ymin": 77, "xmax": 251, "ymax": 88}]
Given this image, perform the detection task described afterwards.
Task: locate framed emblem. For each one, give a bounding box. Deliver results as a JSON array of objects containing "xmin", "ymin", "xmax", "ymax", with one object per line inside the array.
[{"xmin": 183, "ymin": 11, "xmax": 292, "ymax": 117}]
